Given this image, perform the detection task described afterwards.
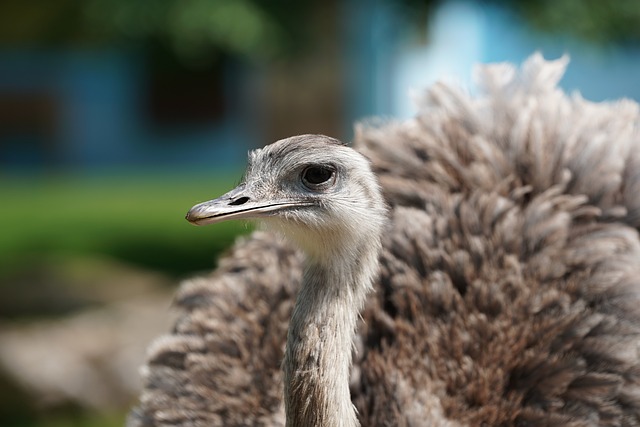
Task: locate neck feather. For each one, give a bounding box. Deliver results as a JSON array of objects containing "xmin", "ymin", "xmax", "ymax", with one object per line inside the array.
[{"xmin": 283, "ymin": 243, "xmax": 379, "ymax": 427}]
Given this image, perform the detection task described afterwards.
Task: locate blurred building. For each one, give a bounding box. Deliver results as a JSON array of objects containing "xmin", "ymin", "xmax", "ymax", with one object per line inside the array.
[
  {"xmin": 1, "ymin": 0, "xmax": 639, "ymax": 173},
  {"xmin": 0, "ymin": 49, "xmax": 255, "ymax": 172}
]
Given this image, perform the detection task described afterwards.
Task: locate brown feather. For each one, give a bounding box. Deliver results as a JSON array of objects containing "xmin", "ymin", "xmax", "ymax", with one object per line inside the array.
[{"xmin": 129, "ymin": 54, "xmax": 640, "ymax": 426}]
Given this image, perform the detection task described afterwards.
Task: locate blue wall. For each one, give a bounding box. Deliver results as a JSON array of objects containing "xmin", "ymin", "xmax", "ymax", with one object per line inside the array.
[
  {"xmin": 3, "ymin": 1, "xmax": 639, "ymax": 171},
  {"xmin": 0, "ymin": 50, "xmax": 253, "ymax": 172}
]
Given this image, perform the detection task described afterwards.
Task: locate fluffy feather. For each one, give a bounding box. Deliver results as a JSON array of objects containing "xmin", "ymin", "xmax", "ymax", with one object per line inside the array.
[{"xmin": 129, "ymin": 54, "xmax": 640, "ymax": 426}]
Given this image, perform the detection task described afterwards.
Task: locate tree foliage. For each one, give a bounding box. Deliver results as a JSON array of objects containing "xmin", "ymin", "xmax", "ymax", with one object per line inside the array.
[
  {"xmin": 1, "ymin": 0, "xmax": 640, "ymax": 63},
  {"xmin": 486, "ymin": 0, "xmax": 640, "ymax": 45}
]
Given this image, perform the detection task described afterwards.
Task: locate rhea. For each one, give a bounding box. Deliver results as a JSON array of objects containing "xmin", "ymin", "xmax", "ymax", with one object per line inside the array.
[
  {"xmin": 186, "ymin": 135, "xmax": 386, "ymax": 427},
  {"xmin": 131, "ymin": 55, "xmax": 640, "ymax": 427}
]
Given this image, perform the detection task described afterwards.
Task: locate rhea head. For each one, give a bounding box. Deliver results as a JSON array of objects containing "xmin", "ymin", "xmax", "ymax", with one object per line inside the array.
[{"xmin": 185, "ymin": 134, "xmax": 386, "ymax": 264}]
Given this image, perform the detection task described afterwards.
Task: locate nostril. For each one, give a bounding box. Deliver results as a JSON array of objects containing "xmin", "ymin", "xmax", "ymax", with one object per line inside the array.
[{"xmin": 228, "ymin": 196, "xmax": 250, "ymax": 206}]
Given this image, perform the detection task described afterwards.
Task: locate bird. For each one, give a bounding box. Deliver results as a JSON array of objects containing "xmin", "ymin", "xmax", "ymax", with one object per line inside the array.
[
  {"xmin": 186, "ymin": 134, "xmax": 386, "ymax": 427},
  {"xmin": 128, "ymin": 54, "xmax": 640, "ymax": 426}
]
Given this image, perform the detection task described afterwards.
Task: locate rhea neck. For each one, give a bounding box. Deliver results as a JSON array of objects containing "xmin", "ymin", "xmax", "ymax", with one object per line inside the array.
[{"xmin": 283, "ymin": 228, "xmax": 381, "ymax": 427}]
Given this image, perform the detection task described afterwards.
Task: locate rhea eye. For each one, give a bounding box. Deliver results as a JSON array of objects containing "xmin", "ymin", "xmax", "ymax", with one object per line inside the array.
[{"xmin": 301, "ymin": 165, "xmax": 336, "ymax": 189}]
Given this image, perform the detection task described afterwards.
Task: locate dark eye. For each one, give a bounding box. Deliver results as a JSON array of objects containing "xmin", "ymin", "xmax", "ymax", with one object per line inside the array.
[{"xmin": 302, "ymin": 165, "xmax": 336, "ymax": 189}]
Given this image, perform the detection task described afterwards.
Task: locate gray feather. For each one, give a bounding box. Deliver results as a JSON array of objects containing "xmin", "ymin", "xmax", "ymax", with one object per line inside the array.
[{"xmin": 129, "ymin": 54, "xmax": 640, "ymax": 426}]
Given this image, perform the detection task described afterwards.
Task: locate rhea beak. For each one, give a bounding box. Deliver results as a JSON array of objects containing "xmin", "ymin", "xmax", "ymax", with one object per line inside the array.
[{"xmin": 186, "ymin": 184, "xmax": 309, "ymax": 226}]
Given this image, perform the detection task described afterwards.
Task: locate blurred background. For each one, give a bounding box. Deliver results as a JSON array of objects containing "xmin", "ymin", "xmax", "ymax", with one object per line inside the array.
[{"xmin": 1, "ymin": 0, "xmax": 639, "ymax": 426}]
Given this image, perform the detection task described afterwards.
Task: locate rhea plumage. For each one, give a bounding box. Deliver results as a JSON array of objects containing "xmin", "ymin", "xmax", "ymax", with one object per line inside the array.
[{"xmin": 129, "ymin": 55, "xmax": 640, "ymax": 426}]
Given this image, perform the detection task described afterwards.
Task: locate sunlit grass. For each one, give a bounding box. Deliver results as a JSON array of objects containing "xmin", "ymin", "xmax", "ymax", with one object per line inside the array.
[
  {"xmin": 25, "ymin": 411, "xmax": 126, "ymax": 427},
  {"xmin": 0, "ymin": 172, "xmax": 254, "ymax": 425},
  {"xmin": 0, "ymin": 172, "xmax": 252, "ymax": 281}
]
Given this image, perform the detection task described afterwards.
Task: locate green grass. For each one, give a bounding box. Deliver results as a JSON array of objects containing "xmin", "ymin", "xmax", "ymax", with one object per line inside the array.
[
  {"xmin": 0, "ymin": 172, "xmax": 252, "ymax": 281},
  {"xmin": 0, "ymin": 172, "xmax": 253, "ymax": 424},
  {"xmin": 0, "ymin": 172, "xmax": 254, "ymax": 423},
  {"xmin": 3, "ymin": 410, "xmax": 127, "ymax": 427}
]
